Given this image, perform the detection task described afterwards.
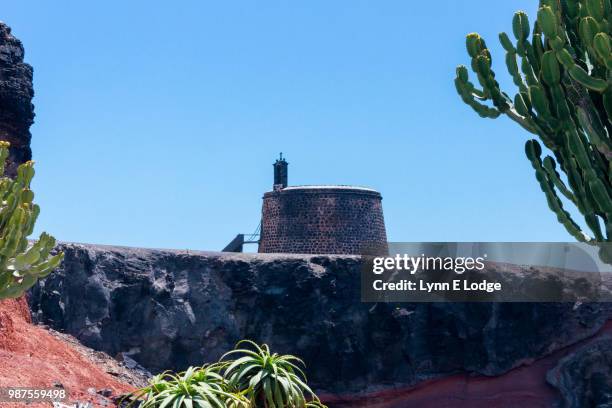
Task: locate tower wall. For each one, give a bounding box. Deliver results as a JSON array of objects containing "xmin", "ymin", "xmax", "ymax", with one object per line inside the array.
[{"xmin": 258, "ymin": 186, "xmax": 387, "ymax": 255}]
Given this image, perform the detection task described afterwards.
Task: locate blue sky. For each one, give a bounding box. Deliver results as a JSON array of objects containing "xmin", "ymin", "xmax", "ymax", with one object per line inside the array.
[{"xmin": 3, "ymin": 1, "xmax": 577, "ymax": 250}]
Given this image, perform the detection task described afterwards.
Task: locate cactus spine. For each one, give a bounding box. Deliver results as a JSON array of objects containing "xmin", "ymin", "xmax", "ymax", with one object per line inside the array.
[
  {"xmin": 0, "ymin": 141, "xmax": 62, "ymax": 299},
  {"xmin": 455, "ymin": 0, "xmax": 612, "ymax": 258}
]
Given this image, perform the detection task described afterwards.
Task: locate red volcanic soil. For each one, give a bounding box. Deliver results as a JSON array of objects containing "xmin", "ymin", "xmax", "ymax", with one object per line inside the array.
[
  {"xmin": 323, "ymin": 321, "xmax": 612, "ymax": 408},
  {"xmin": 0, "ymin": 297, "xmax": 138, "ymax": 407}
]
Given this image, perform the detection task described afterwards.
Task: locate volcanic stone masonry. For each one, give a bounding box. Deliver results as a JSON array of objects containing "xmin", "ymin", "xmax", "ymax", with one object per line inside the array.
[
  {"xmin": 259, "ymin": 186, "xmax": 388, "ymax": 255},
  {"xmin": 258, "ymin": 156, "xmax": 388, "ymax": 255},
  {"xmin": 0, "ymin": 22, "xmax": 34, "ymax": 177}
]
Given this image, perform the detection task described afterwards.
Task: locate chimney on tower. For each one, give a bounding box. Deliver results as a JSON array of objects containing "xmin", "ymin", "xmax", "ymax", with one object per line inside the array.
[{"xmin": 273, "ymin": 153, "xmax": 288, "ymax": 190}]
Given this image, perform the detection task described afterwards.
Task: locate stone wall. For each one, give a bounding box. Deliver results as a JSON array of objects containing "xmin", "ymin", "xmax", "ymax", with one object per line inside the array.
[
  {"xmin": 259, "ymin": 187, "xmax": 387, "ymax": 254},
  {"xmin": 0, "ymin": 22, "xmax": 33, "ymax": 177},
  {"xmin": 28, "ymin": 243, "xmax": 612, "ymax": 405}
]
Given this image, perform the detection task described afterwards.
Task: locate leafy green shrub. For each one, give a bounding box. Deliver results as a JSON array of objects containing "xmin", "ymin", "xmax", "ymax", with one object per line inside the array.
[
  {"xmin": 0, "ymin": 141, "xmax": 63, "ymax": 299},
  {"xmin": 126, "ymin": 341, "xmax": 326, "ymax": 408}
]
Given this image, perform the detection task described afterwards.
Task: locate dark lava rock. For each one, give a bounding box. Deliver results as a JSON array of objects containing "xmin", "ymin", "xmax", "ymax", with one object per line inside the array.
[
  {"xmin": 0, "ymin": 22, "xmax": 33, "ymax": 176},
  {"xmin": 97, "ymin": 388, "xmax": 113, "ymax": 398},
  {"xmin": 29, "ymin": 243, "xmax": 611, "ymax": 395},
  {"xmin": 547, "ymin": 336, "xmax": 612, "ymax": 408}
]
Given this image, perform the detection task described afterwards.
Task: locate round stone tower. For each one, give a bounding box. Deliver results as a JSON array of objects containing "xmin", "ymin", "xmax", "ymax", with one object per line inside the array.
[{"xmin": 258, "ymin": 156, "xmax": 387, "ymax": 255}]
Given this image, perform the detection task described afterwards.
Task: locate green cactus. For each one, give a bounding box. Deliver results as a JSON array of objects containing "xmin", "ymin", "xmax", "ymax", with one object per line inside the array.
[
  {"xmin": 0, "ymin": 141, "xmax": 63, "ymax": 299},
  {"xmin": 455, "ymin": 0, "xmax": 612, "ymax": 260}
]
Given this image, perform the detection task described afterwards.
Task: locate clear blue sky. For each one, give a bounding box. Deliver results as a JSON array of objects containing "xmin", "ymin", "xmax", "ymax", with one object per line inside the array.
[{"xmin": 2, "ymin": 1, "xmax": 576, "ymax": 250}]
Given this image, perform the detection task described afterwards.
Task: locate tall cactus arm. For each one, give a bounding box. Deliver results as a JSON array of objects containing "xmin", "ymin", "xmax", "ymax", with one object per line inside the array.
[
  {"xmin": 500, "ymin": 32, "xmax": 529, "ymax": 94},
  {"xmin": 542, "ymin": 156, "xmax": 579, "ymax": 205},
  {"xmin": 576, "ymin": 105, "xmax": 612, "ymax": 158},
  {"xmin": 526, "ymin": 140, "xmax": 592, "ymax": 241},
  {"xmin": 454, "ymin": 67, "xmax": 502, "ymax": 119}
]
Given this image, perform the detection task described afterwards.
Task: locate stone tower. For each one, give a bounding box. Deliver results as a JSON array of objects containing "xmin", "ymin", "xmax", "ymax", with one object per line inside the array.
[{"xmin": 259, "ymin": 156, "xmax": 388, "ymax": 255}]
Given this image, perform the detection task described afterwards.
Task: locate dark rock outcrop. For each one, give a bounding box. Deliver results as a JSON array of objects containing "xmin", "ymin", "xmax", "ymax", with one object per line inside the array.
[
  {"xmin": 28, "ymin": 243, "xmax": 612, "ymax": 402},
  {"xmin": 0, "ymin": 22, "xmax": 33, "ymax": 176},
  {"xmin": 547, "ymin": 336, "xmax": 612, "ymax": 407}
]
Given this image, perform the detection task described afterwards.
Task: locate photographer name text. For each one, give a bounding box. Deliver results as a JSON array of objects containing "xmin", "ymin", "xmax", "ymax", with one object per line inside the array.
[{"xmin": 371, "ymin": 254, "xmax": 502, "ymax": 293}]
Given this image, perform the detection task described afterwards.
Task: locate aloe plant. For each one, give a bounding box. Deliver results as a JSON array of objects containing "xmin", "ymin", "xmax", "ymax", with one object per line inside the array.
[
  {"xmin": 0, "ymin": 141, "xmax": 63, "ymax": 299},
  {"xmin": 219, "ymin": 340, "xmax": 325, "ymax": 408},
  {"xmin": 455, "ymin": 0, "xmax": 612, "ymax": 260},
  {"xmin": 124, "ymin": 366, "xmax": 249, "ymax": 408},
  {"xmin": 125, "ymin": 342, "xmax": 325, "ymax": 408}
]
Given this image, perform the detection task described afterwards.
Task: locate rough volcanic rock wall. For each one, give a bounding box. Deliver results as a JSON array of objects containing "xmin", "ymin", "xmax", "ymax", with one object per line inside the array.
[
  {"xmin": 29, "ymin": 243, "xmax": 612, "ymax": 404},
  {"xmin": 547, "ymin": 336, "xmax": 612, "ymax": 407},
  {"xmin": 0, "ymin": 22, "xmax": 33, "ymax": 177}
]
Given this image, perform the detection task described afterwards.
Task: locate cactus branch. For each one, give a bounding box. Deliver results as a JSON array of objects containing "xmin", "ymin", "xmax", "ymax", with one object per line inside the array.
[
  {"xmin": 455, "ymin": 1, "xmax": 612, "ymax": 247},
  {"xmin": 0, "ymin": 142, "xmax": 62, "ymax": 299}
]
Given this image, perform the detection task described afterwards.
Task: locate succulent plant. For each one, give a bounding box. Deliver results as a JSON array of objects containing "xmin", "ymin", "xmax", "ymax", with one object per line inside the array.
[
  {"xmin": 125, "ymin": 341, "xmax": 325, "ymax": 408},
  {"xmin": 124, "ymin": 366, "xmax": 249, "ymax": 408},
  {"xmin": 0, "ymin": 141, "xmax": 63, "ymax": 299},
  {"xmin": 219, "ymin": 340, "xmax": 325, "ymax": 408},
  {"xmin": 455, "ymin": 0, "xmax": 611, "ymax": 259}
]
